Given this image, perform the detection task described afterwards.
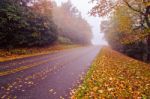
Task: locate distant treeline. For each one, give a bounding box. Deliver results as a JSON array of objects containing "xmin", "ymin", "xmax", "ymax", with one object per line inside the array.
[
  {"xmin": 0, "ymin": 0, "xmax": 92, "ymax": 49},
  {"xmin": 52, "ymin": 1, "xmax": 92, "ymax": 45}
]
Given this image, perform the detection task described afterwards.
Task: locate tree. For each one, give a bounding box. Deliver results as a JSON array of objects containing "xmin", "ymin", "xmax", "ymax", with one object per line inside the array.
[
  {"xmin": 95, "ymin": 0, "xmax": 150, "ymax": 62},
  {"xmin": 0, "ymin": 0, "xmax": 58, "ymax": 48},
  {"xmin": 91, "ymin": 0, "xmax": 150, "ymax": 29}
]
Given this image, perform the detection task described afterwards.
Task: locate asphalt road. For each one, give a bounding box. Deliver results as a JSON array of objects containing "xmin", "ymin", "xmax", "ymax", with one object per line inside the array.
[{"xmin": 0, "ymin": 46, "xmax": 101, "ymax": 99}]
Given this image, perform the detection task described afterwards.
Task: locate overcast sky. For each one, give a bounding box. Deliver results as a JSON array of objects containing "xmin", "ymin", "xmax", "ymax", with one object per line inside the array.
[{"xmin": 53, "ymin": 0, "xmax": 107, "ymax": 45}]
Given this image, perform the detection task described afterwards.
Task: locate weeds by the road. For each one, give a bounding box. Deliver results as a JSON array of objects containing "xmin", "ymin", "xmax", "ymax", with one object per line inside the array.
[
  {"xmin": 0, "ymin": 44, "xmax": 79, "ymax": 62},
  {"xmin": 72, "ymin": 47, "xmax": 150, "ymax": 98}
]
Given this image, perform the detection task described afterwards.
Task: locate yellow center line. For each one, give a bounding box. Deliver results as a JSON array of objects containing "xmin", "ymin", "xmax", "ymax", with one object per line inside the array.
[
  {"xmin": 0, "ymin": 48, "xmax": 93, "ymax": 99},
  {"xmin": 0, "ymin": 53, "xmax": 69, "ymax": 77},
  {"xmin": 0, "ymin": 47, "xmax": 93, "ymax": 77},
  {"xmin": 1, "ymin": 49, "xmax": 70, "ymax": 67}
]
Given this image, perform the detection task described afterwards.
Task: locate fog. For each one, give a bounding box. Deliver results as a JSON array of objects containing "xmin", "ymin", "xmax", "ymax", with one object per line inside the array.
[
  {"xmin": 53, "ymin": 0, "xmax": 107, "ymax": 45},
  {"xmin": 52, "ymin": 1, "xmax": 93, "ymax": 45}
]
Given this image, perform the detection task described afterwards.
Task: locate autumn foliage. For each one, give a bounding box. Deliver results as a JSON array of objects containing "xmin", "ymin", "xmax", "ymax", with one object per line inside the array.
[{"xmin": 91, "ymin": 0, "xmax": 150, "ymax": 62}]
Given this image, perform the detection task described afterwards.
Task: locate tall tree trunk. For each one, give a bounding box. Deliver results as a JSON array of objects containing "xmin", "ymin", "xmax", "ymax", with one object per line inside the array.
[
  {"xmin": 145, "ymin": 6, "xmax": 150, "ymax": 28},
  {"xmin": 143, "ymin": 35, "xmax": 150, "ymax": 62}
]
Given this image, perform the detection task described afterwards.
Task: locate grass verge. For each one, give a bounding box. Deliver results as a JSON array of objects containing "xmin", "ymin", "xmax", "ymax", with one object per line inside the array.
[
  {"xmin": 0, "ymin": 44, "xmax": 79, "ymax": 62},
  {"xmin": 72, "ymin": 47, "xmax": 150, "ymax": 99}
]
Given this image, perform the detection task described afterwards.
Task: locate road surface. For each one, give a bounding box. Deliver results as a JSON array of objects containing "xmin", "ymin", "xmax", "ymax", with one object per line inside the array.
[{"xmin": 0, "ymin": 46, "xmax": 101, "ymax": 99}]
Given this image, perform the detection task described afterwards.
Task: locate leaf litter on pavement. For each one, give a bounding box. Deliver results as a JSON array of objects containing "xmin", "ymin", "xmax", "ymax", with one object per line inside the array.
[{"xmin": 71, "ymin": 47, "xmax": 150, "ymax": 98}]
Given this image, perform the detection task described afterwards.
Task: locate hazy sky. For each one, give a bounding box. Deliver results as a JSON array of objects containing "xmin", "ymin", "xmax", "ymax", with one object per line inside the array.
[{"xmin": 53, "ymin": 0, "xmax": 107, "ymax": 45}]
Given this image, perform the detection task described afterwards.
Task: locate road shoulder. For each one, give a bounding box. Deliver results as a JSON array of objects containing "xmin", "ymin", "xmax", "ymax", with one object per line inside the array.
[
  {"xmin": 72, "ymin": 47, "xmax": 150, "ymax": 98},
  {"xmin": 0, "ymin": 44, "xmax": 79, "ymax": 62}
]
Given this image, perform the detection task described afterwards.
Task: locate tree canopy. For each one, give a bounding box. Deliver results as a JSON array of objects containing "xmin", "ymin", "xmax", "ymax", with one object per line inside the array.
[
  {"xmin": 0, "ymin": 0, "xmax": 58, "ymax": 48},
  {"xmin": 91, "ymin": 0, "xmax": 150, "ymax": 62},
  {"xmin": 91, "ymin": 0, "xmax": 150, "ymax": 28}
]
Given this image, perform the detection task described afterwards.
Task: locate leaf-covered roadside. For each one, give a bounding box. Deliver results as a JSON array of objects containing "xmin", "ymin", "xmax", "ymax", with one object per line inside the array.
[
  {"xmin": 71, "ymin": 47, "xmax": 150, "ymax": 98},
  {"xmin": 0, "ymin": 44, "xmax": 78, "ymax": 62}
]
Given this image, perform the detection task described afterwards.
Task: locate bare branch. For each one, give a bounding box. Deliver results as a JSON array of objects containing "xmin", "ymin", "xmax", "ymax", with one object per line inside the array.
[{"xmin": 123, "ymin": 0, "xmax": 144, "ymax": 14}]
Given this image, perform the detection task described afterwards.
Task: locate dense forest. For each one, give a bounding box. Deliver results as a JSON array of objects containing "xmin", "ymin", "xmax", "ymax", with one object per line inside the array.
[
  {"xmin": 0, "ymin": 0, "xmax": 58, "ymax": 48},
  {"xmin": 91, "ymin": 0, "xmax": 150, "ymax": 62},
  {"xmin": 0, "ymin": 0, "xmax": 92, "ymax": 49}
]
